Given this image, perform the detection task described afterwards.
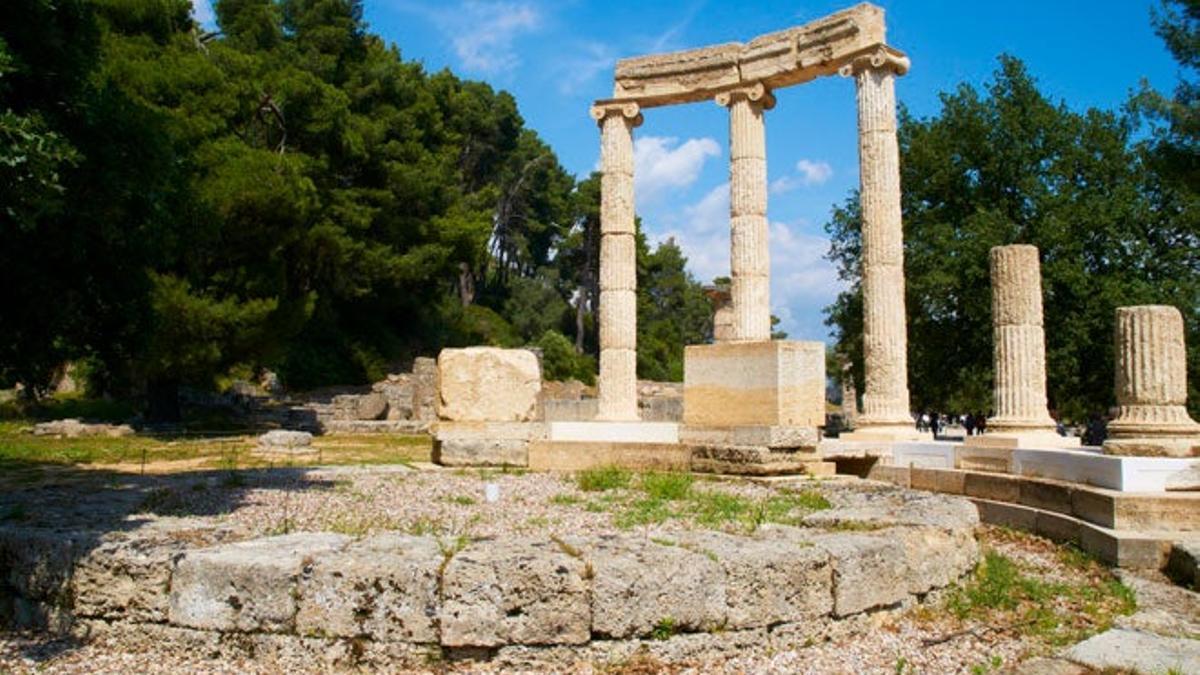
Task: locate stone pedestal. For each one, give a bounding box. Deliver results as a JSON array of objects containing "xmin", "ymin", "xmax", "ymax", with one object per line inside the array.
[
  {"xmin": 968, "ymin": 245, "xmax": 1078, "ymax": 450},
  {"xmin": 716, "ymin": 83, "xmax": 774, "ymax": 342},
  {"xmin": 682, "ymin": 340, "xmax": 825, "ymax": 433},
  {"xmin": 1104, "ymin": 306, "xmax": 1200, "ymax": 457},
  {"xmin": 840, "ymin": 51, "xmax": 919, "ymax": 441},
  {"xmin": 591, "ymin": 102, "xmax": 644, "ymax": 421}
]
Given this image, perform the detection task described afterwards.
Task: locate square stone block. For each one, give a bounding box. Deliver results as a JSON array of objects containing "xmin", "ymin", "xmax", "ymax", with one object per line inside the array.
[
  {"xmin": 437, "ymin": 347, "xmax": 542, "ymax": 422},
  {"xmin": 683, "ymin": 340, "xmax": 824, "ymax": 428},
  {"xmin": 954, "ymin": 445, "xmax": 1013, "ymax": 473}
]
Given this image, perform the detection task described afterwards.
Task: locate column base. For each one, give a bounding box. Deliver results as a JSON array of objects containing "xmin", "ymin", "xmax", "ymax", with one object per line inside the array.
[
  {"xmin": 842, "ymin": 417, "xmax": 930, "ymax": 442},
  {"xmin": 1103, "ymin": 436, "xmax": 1200, "ymax": 458},
  {"xmin": 964, "ymin": 431, "xmax": 1080, "ymax": 450}
]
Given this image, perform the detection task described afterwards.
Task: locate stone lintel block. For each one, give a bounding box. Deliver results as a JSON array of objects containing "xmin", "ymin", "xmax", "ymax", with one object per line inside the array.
[
  {"xmin": 439, "ymin": 539, "xmax": 590, "ymax": 647},
  {"xmin": 683, "ymin": 340, "xmax": 824, "ymax": 429},
  {"xmin": 433, "ymin": 438, "xmax": 529, "ymax": 468},
  {"xmin": 866, "ymin": 464, "xmax": 911, "ymax": 487},
  {"xmin": 689, "ymin": 445, "xmax": 830, "ymax": 476},
  {"xmin": 527, "ymin": 441, "xmax": 691, "ymax": 472},
  {"xmin": 1110, "ymin": 493, "xmax": 1200, "ymax": 532},
  {"xmin": 1017, "ymin": 479, "xmax": 1075, "ymax": 516},
  {"xmin": 964, "ymin": 432, "xmax": 1080, "ymax": 450},
  {"xmin": 168, "ymin": 533, "xmax": 350, "ymax": 633},
  {"xmin": 295, "ymin": 534, "xmax": 441, "ymax": 643},
  {"xmin": 680, "ymin": 424, "xmax": 818, "ymax": 449},
  {"xmin": 437, "ymin": 347, "xmax": 542, "ymax": 422}
]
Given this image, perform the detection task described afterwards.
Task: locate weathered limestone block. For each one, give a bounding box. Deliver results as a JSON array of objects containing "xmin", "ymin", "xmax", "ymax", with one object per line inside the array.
[
  {"xmin": 72, "ymin": 533, "xmax": 186, "ymax": 623},
  {"xmin": 31, "ymin": 419, "xmax": 134, "ymax": 438},
  {"xmin": 439, "ymin": 538, "xmax": 590, "ymax": 647},
  {"xmin": 432, "ymin": 421, "xmax": 544, "ymax": 467},
  {"xmin": 330, "ymin": 392, "xmax": 388, "ymax": 421},
  {"xmin": 577, "ymin": 535, "xmax": 726, "ymax": 638},
  {"xmin": 802, "ymin": 492, "xmax": 980, "ymax": 533},
  {"xmin": 411, "ymin": 356, "xmax": 438, "ymax": 421},
  {"xmin": 683, "ymin": 340, "xmax": 825, "ymax": 429},
  {"xmin": 169, "ymin": 533, "xmax": 349, "ymax": 633},
  {"xmin": 807, "ymin": 532, "xmax": 909, "ymax": 617},
  {"xmin": 256, "ymin": 430, "xmax": 314, "ymax": 454},
  {"xmin": 674, "ymin": 531, "xmax": 832, "ymax": 628},
  {"xmin": 436, "ymin": 347, "xmax": 542, "ymax": 423},
  {"xmin": 1104, "ymin": 305, "xmax": 1200, "ymax": 457},
  {"xmin": 689, "ymin": 445, "xmax": 834, "ymax": 476},
  {"xmin": 894, "ymin": 527, "xmax": 979, "ymax": 595},
  {"xmin": 295, "ymin": 534, "xmax": 441, "ymax": 643}
]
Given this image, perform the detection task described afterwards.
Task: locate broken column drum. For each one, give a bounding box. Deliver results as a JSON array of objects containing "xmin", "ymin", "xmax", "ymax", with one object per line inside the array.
[
  {"xmin": 987, "ymin": 245, "xmax": 1059, "ymax": 434},
  {"xmin": 591, "ymin": 102, "xmax": 643, "ymax": 422},
  {"xmin": 1104, "ymin": 305, "xmax": 1200, "ymax": 457}
]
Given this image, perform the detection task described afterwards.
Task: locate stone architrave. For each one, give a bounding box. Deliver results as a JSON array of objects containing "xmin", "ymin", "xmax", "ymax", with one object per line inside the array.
[
  {"xmin": 1104, "ymin": 306, "xmax": 1200, "ymax": 457},
  {"xmin": 968, "ymin": 245, "xmax": 1078, "ymax": 449},
  {"xmin": 436, "ymin": 347, "xmax": 541, "ymax": 422},
  {"xmin": 591, "ymin": 102, "xmax": 643, "ymax": 421},
  {"xmin": 838, "ymin": 49, "xmax": 924, "ymax": 441},
  {"xmin": 716, "ymin": 82, "xmax": 774, "ymax": 342}
]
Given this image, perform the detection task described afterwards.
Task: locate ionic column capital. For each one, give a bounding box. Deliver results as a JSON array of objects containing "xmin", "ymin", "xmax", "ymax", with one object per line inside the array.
[
  {"xmin": 590, "ymin": 100, "xmax": 644, "ymax": 128},
  {"xmin": 838, "ymin": 46, "xmax": 911, "ymax": 78},
  {"xmin": 714, "ymin": 81, "xmax": 776, "ymax": 111}
]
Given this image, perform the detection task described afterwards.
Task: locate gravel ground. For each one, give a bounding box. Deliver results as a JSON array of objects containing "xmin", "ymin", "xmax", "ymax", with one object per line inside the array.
[{"xmin": 0, "ymin": 464, "xmax": 1145, "ymax": 674}]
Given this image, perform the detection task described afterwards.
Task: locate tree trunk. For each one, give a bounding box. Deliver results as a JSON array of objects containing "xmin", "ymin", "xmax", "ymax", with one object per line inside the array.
[{"xmin": 146, "ymin": 377, "xmax": 182, "ymax": 423}]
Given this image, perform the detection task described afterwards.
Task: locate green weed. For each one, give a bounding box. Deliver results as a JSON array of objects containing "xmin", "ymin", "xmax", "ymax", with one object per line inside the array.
[{"xmin": 576, "ymin": 466, "xmax": 632, "ymax": 492}]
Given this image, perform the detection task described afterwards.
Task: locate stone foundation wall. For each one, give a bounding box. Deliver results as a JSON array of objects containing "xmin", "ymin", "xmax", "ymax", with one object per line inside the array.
[{"xmin": 0, "ymin": 497, "xmax": 978, "ymax": 667}]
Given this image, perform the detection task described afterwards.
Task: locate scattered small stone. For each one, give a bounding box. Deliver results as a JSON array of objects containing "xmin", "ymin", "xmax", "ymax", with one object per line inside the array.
[{"xmin": 31, "ymin": 419, "xmax": 134, "ymax": 438}]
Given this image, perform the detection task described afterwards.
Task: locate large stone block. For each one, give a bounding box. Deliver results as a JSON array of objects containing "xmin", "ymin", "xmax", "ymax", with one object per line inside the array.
[
  {"xmin": 437, "ymin": 348, "xmax": 541, "ymax": 422},
  {"xmin": 169, "ymin": 533, "xmax": 349, "ymax": 633},
  {"xmin": 808, "ymin": 532, "xmax": 909, "ymax": 617},
  {"xmin": 578, "ymin": 535, "xmax": 726, "ymax": 638},
  {"xmin": 674, "ymin": 531, "xmax": 832, "ymax": 628},
  {"xmin": 683, "ymin": 340, "xmax": 825, "ymax": 428},
  {"xmin": 295, "ymin": 534, "xmax": 441, "ymax": 643},
  {"xmin": 432, "ymin": 421, "xmax": 545, "ymax": 467},
  {"xmin": 439, "ymin": 539, "xmax": 589, "ymax": 647}
]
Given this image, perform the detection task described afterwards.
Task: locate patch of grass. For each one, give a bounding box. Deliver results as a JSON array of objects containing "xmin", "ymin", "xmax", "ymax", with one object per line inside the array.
[
  {"xmin": 549, "ymin": 493, "xmax": 583, "ymax": 506},
  {"xmin": 639, "ymin": 472, "xmax": 693, "ymax": 500},
  {"xmin": 446, "ymin": 495, "xmax": 476, "ymax": 506},
  {"xmin": 650, "ymin": 617, "xmax": 677, "ymax": 641},
  {"xmin": 324, "ymin": 513, "xmax": 398, "ymax": 537},
  {"xmin": 577, "ymin": 466, "xmax": 632, "ymax": 492},
  {"xmin": 614, "ymin": 497, "xmax": 673, "ymax": 529},
  {"xmin": 407, "ymin": 517, "xmax": 443, "ymax": 536},
  {"xmin": 943, "ymin": 549, "xmax": 1137, "ymax": 647},
  {"xmin": 688, "ymin": 490, "xmax": 752, "ymax": 528}
]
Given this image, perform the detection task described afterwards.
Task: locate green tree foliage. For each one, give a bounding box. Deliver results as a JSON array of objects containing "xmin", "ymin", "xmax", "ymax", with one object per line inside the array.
[
  {"xmin": 0, "ymin": 0, "xmax": 718, "ymax": 416},
  {"xmin": 636, "ymin": 233, "xmax": 712, "ymax": 382},
  {"xmin": 826, "ymin": 56, "xmax": 1200, "ymax": 420}
]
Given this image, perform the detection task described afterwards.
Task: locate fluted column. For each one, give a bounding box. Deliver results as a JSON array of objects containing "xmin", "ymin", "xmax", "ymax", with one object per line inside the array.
[
  {"xmin": 590, "ymin": 101, "xmax": 643, "ymax": 421},
  {"xmin": 716, "ymin": 83, "xmax": 774, "ymax": 342},
  {"xmin": 1104, "ymin": 305, "xmax": 1200, "ymax": 457},
  {"xmin": 841, "ymin": 49, "xmax": 917, "ymax": 437},
  {"xmin": 987, "ymin": 245, "xmax": 1057, "ymax": 433}
]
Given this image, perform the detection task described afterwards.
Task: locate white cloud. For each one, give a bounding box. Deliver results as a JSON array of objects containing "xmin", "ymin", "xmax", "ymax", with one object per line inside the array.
[
  {"xmin": 633, "ymin": 136, "xmax": 721, "ymax": 204},
  {"xmin": 553, "ymin": 41, "xmax": 616, "ymax": 95},
  {"xmin": 768, "ymin": 221, "xmax": 844, "ymax": 340},
  {"xmin": 795, "ymin": 159, "xmax": 833, "ymax": 186},
  {"xmin": 191, "ymin": 0, "xmax": 214, "ymax": 25},
  {"xmin": 397, "ymin": 1, "xmax": 541, "ymax": 74}
]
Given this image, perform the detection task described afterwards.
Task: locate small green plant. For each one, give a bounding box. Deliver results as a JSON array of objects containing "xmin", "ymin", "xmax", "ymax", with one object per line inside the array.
[
  {"xmin": 576, "ymin": 466, "xmax": 631, "ymax": 492},
  {"xmin": 548, "ymin": 493, "xmax": 582, "ymax": 506},
  {"xmin": 639, "ymin": 472, "xmax": 693, "ymax": 500},
  {"xmin": 650, "ymin": 616, "xmax": 677, "ymax": 641},
  {"xmin": 446, "ymin": 495, "xmax": 476, "ymax": 506},
  {"xmin": 614, "ymin": 497, "xmax": 672, "ymax": 529},
  {"xmin": 407, "ymin": 517, "xmax": 443, "ymax": 536},
  {"xmin": 893, "ymin": 656, "xmax": 911, "ymax": 674}
]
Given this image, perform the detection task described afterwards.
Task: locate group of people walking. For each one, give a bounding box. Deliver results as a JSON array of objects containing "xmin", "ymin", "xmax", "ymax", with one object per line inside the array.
[{"xmin": 916, "ymin": 412, "xmax": 989, "ymax": 438}]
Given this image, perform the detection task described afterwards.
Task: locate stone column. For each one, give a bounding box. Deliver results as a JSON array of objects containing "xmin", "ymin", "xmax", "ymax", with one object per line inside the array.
[
  {"xmin": 1104, "ymin": 305, "xmax": 1200, "ymax": 457},
  {"xmin": 983, "ymin": 245, "xmax": 1065, "ymax": 438},
  {"xmin": 716, "ymin": 83, "xmax": 774, "ymax": 342},
  {"xmin": 840, "ymin": 49, "xmax": 921, "ymax": 439},
  {"xmin": 590, "ymin": 101, "xmax": 643, "ymax": 421}
]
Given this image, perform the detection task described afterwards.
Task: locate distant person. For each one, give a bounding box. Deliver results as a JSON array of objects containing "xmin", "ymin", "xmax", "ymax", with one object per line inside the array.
[
  {"xmin": 931, "ymin": 414, "xmax": 941, "ymax": 438},
  {"xmin": 963, "ymin": 413, "xmax": 976, "ymax": 437},
  {"xmin": 975, "ymin": 413, "xmax": 987, "ymax": 436}
]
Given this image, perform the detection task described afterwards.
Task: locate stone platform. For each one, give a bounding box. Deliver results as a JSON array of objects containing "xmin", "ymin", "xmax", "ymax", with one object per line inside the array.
[{"xmin": 0, "ymin": 485, "xmax": 979, "ymax": 667}]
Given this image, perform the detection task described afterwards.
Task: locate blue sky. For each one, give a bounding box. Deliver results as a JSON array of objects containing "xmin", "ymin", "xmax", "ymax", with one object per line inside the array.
[{"xmin": 194, "ymin": 1, "xmax": 1181, "ymax": 341}]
